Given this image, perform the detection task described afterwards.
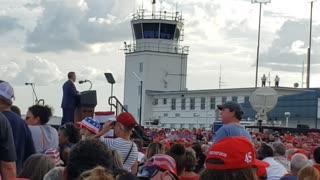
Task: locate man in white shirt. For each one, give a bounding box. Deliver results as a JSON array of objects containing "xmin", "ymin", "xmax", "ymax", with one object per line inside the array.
[{"xmin": 257, "ymin": 144, "xmax": 287, "ymax": 180}]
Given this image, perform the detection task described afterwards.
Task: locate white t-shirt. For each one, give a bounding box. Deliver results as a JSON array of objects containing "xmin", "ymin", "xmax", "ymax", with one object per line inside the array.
[{"xmin": 102, "ymin": 137, "xmax": 138, "ymax": 172}]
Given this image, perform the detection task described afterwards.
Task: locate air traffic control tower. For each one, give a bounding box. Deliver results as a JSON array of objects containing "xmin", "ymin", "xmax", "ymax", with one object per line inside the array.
[{"xmin": 123, "ymin": 1, "xmax": 189, "ymax": 125}]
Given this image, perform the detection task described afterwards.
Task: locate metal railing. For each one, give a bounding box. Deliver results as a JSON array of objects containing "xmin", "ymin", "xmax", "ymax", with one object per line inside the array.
[
  {"xmin": 124, "ymin": 42, "xmax": 189, "ymax": 55},
  {"xmin": 132, "ymin": 9, "xmax": 184, "ymax": 23},
  {"xmin": 108, "ymin": 96, "xmax": 151, "ymax": 146}
]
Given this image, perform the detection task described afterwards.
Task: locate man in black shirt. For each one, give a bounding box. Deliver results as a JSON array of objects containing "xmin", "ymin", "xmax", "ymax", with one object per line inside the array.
[{"xmin": 0, "ymin": 112, "xmax": 16, "ymax": 180}]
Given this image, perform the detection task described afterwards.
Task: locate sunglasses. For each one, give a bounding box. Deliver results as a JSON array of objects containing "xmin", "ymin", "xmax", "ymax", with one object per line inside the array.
[{"xmin": 137, "ymin": 166, "xmax": 160, "ymax": 179}]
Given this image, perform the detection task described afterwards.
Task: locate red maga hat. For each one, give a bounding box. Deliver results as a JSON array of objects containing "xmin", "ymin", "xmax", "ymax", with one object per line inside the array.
[
  {"xmin": 116, "ymin": 112, "xmax": 137, "ymax": 127},
  {"xmin": 205, "ymin": 137, "xmax": 269, "ymax": 170}
]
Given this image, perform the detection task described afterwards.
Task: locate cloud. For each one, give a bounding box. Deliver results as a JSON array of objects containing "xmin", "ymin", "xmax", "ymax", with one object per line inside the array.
[
  {"xmin": 0, "ymin": 16, "xmax": 23, "ymax": 34},
  {"xmin": 260, "ymin": 19, "xmax": 320, "ymax": 72},
  {"xmin": 24, "ymin": 0, "xmax": 133, "ymax": 53}
]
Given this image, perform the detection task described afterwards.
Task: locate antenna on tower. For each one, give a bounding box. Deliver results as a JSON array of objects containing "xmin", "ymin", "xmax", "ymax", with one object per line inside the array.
[
  {"xmin": 152, "ymin": 0, "xmax": 156, "ymax": 16},
  {"xmin": 219, "ymin": 64, "xmax": 225, "ymax": 89}
]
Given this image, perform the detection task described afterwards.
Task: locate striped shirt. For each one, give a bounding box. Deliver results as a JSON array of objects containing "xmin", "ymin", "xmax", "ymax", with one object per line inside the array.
[{"xmin": 102, "ymin": 138, "xmax": 138, "ymax": 172}]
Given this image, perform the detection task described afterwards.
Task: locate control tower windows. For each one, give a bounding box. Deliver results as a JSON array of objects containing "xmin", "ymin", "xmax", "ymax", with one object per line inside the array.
[
  {"xmin": 160, "ymin": 23, "xmax": 176, "ymax": 40},
  {"xmin": 133, "ymin": 23, "xmax": 143, "ymax": 39},
  {"xmin": 174, "ymin": 28, "xmax": 180, "ymax": 40},
  {"xmin": 143, "ymin": 23, "xmax": 159, "ymax": 39}
]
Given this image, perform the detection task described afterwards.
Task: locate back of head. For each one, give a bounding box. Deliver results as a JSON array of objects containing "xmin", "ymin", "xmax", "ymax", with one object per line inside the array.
[
  {"xmin": 146, "ymin": 142, "xmax": 165, "ymax": 159},
  {"xmin": 11, "ymin": 105, "xmax": 21, "ymax": 116},
  {"xmin": 0, "ymin": 80, "xmax": 14, "ymax": 106},
  {"xmin": 28, "ymin": 104, "xmax": 53, "ymax": 124},
  {"xmin": 184, "ymin": 148, "xmax": 197, "ymax": 172},
  {"xmin": 298, "ymin": 166, "xmax": 319, "ymax": 180},
  {"xmin": 43, "ymin": 167, "xmax": 65, "ymax": 180},
  {"xmin": 290, "ymin": 153, "xmax": 308, "ymax": 173},
  {"xmin": 168, "ymin": 143, "xmax": 186, "ymax": 176},
  {"xmin": 272, "ymin": 142, "xmax": 286, "ymax": 156},
  {"xmin": 200, "ymin": 167, "xmax": 257, "ymax": 180},
  {"xmin": 19, "ymin": 154, "xmax": 55, "ymax": 180},
  {"xmin": 313, "ymin": 147, "xmax": 320, "ymax": 164},
  {"xmin": 59, "ymin": 122, "xmax": 81, "ymax": 144},
  {"xmin": 257, "ymin": 144, "xmax": 274, "ymax": 160},
  {"xmin": 66, "ymin": 139, "xmax": 113, "ymax": 180},
  {"xmin": 79, "ymin": 166, "xmax": 114, "ymax": 180}
]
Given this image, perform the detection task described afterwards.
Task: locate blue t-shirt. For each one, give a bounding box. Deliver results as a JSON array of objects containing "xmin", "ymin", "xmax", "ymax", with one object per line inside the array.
[
  {"xmin": 213, "ymin": 124, "xmax": 252, "ymax": 144},
  {"xmin": 2, "ymin": 111, "xmax": 36, "ymax": 173}
]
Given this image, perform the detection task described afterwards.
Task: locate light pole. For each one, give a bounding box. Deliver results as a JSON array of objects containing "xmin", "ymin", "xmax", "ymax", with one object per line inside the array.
[
  {"xmin": 306, "ymin": 0, "xmax": 316, "ymax": 88},
  {"xmin": 133, "ymin": 72, "xmax": 143, "ymax": 126},
  {"xmin": 252, "ymin": 0, "xmax": 271, "ymax": 88}
]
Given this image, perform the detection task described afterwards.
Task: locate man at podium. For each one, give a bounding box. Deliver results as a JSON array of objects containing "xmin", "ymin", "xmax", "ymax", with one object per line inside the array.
[{"xmin": 61, "ymin": 72, "xmax": 79, "ymax": 125}]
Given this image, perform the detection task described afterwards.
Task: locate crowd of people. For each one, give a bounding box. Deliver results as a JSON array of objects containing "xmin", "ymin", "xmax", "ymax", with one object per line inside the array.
[{"xmin": 2, "ymin": 78, "xmax": 320, "ymax": 180}]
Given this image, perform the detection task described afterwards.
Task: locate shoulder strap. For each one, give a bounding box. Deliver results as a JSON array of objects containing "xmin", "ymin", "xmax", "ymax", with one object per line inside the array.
[
  {"xmin": 123, "ymin": 142, "xmax": 134, "ymax": 164},
  {"xmin": 39, "ymin": 126, "xmax": 46, "ymax": 150}
]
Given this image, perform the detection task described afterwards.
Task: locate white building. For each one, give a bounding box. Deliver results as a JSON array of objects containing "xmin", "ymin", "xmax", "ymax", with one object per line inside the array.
[{"xmin": 123, "ymin": 3, "xmax": 314, "ymax": 128}]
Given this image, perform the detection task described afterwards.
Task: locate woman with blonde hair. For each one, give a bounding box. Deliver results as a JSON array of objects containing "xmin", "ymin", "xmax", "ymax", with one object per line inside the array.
[
  {"xmin": 19, "ymin": 154, "xmax": 55, "ymax": 180},
  {"xmin": 298, "ymin": 166, "xmax": 319, "ymax": 180},
  {"xmin": 145, "ymin": 142, "xmax": 166, "ymax": 160},
  {"xmin": 79, "ymin": 166, "xmax": 114, "ymax": 180}
]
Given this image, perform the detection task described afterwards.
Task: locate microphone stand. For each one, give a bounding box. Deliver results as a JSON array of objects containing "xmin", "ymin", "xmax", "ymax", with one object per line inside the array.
[
  {"xmin": 26, "ymin": 83, "xmax": 45, "ymax": 105},
  {"xmin": 87, "ymin": 80, "xmax": 92, "ymax": 91}
]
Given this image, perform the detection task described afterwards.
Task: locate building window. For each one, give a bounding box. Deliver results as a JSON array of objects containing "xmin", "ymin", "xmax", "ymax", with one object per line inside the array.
[
  {"xmin": 153, "ymin": 98, "xmax": 158, "ymax": 105},
  {"xmin": 171, "ymin": 98, "xmax": 176, "ymax": 110},
  {"xmin": 139, "ymin": 62, "xmax": 143, "ymax": 72},
  {"xmin": 232, "ymin": 96, "xmax": 238, "ymax": 102},
  {"xmin": 163, "ymin": 98, "xmax": 167, "ymax": 104},
  {"xmin": 190, "ymin": 97, "xmax": 195, "ymax": 110},
  {"xmin": 210, "ymin": 97, "xmax": 216, "ymax": 109},
  {"xmin": 175, "ymin": 113, "xmax": 180, "ymax": 117},
  {"xmin": 222, "ymin": 96, "xmax": 227, "ymax": 104},
  {"xmin": 201, "ymin": 97, "xmax": 206, "ymax": 110},
  {"xmin": 181, "ymin": 98, "xmax": 186, "ymax": 110},
  {"xmin": 244, "ymin": 96, "xmax": 250, "ymax": 102},
  {"xmin": 163, "ymin": 113, "xmax": 168, "ymax": 117}
]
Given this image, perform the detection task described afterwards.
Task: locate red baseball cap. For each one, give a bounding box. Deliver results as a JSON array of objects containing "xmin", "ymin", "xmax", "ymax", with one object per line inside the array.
[
  {"xmin": 205, "ymin": 137, "xmax": 269, "ymax": 170},
  {"xmin": 116, "ymin": 112, "xmax": 136, "ymax": 127}
]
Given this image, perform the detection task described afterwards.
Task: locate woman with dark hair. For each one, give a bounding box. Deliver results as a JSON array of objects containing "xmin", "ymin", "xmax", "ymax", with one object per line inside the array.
[
  {"xmin": 167, "ymin": 143, "xmax": 186, "ymax": 176},
  {"xmin": 26, "ymin": 104, "xmax": 59, "ymax": 153},
  {"xmin": 200, "ymin": 137, "xmax": 269, "ymax": 180},
  {"xmin": 191, "ymin": 142, "xmax": 206, "ymax": 174},
  {"xmin": 58, "ymin": 122, "xmax": 81, "ymax": 165}
]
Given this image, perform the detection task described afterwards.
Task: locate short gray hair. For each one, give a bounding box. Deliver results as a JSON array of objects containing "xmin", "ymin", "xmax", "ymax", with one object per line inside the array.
[
  {"xmin": 43, "ymin": 167, "xmax": 64, "ymax": 180},
  {"xmin": 291, "ymin": 154, "xmax": 308, "ymax": 173},
  {"xmin": 273, "ymin": 142, "xmax": 286, "ymax": 156}
]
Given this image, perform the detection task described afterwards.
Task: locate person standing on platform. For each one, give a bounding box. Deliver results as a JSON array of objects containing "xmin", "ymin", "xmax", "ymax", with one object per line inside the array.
[
  {"xmin": 61, "ymin": 72, "xmax": 79, "ymax": 125},
  {"xmin": 261, "ymin": 74, "xmax": 267, "ymax": 87},
  {"xmin": 275, "ymin": 75, "xmax": 280, "ymax": 87}
]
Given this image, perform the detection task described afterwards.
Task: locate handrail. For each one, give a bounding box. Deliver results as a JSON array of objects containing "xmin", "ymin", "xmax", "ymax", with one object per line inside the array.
[{"xmin": 108, "ymin": 96, "xmax": 151, "ymax": 146}]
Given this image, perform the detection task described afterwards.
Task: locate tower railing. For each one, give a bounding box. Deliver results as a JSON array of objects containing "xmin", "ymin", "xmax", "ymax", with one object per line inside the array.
[
  {"xmin": 124, "ymin": 42, "xmax": 189, "ymax": 55},
  {"xmin": 132, "ymin": 9, "xmax": 184, "ymax": 23}
]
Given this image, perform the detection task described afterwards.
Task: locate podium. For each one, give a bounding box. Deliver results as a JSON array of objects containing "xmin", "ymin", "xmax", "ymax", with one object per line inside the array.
[{"xmin": 74, "ymin": 90, "xmax": 97, "ymax": 123}]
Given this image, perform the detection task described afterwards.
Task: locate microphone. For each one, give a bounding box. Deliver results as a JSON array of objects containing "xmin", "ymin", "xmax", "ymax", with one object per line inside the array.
[
  {"xmin": 25, "ymin": 82, "xmax": 34, "ymax": 85},
  {"xmin": 79, "ymin": 80, "xmax": 88, "ymax": 84}
]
